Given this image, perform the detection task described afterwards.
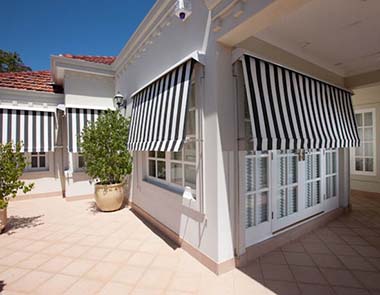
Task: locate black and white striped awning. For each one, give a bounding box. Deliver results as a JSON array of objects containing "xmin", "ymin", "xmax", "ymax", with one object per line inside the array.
[
  {"xmin": 127, "ymin": 59, "xmax": 195, "ymax": 152},
  {"xmin": 242, "ymin": 54, "xmax": 360, "ymax": 151},
  {"xmin": 67, "ymin": 108, "xmax": 102, "ymax": 153},
  {"xmin": 0, "ymin": 108, "xmax": 55, "ymax": 152}
]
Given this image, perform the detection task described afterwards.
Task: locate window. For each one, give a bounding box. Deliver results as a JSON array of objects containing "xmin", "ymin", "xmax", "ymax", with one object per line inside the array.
[
  {"xmin": 305, "ymin": 150, "xmax": 321, "ymax": 208},
  {"xmin": 73, "ymin": 153, "xmax": 86, "ymax": 171},
  {"xmin": 25, "ymin": 152, "xmax": 48, "ymax": 172},
  {"xmin": 277, "ymin": 151, "xmax": 298, "ymax": 218},
  {"xmin": 326, "ymin": 149, "xmax": 338, "ymax": 199},
  {"xmin": 245, "ymin": 152, "xmax": 269, "ymax": 228},
  {"xmin": 146, "ymin": 81, "xmax": 198, "ymax": 195},
  {"xmin": 352, "ymin": 109, "xmax": 376, "ymax": 175}
]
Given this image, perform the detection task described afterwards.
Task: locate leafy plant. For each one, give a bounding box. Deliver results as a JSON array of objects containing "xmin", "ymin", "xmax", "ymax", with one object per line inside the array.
[
  {"xmin": 0, "ymin": 142, "xmax": 34, "ymax": 209},
  {"xmin": 80, "ymin": 110, "xmax": 132, "ymax": 185}
]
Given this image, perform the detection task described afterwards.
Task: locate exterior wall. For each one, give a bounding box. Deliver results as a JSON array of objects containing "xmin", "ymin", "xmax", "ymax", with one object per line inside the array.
[
  {"xmin": 63, "ymin": 70, "xmax": 115, "ymax": 199},
  {"xmin": 0, "ymin": 88, "xmax": 65, "ymax": 198},
  {"xmin": 116, "ymin": 0, "xmax": 237, "ymax": 264},
  {"xmin": 351, "ymin": 85, "xmax": 380, "ymax": 193},
  {"xmin": 64, "ymin": 71, "xmax": 115, "ymax": 109}
]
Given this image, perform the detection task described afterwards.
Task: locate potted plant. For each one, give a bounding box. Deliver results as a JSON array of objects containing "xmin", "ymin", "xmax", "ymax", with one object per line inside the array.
[
  {"xmin": 0, "ymin": 142, "xmax": 34, "ymax": 232},
  {"xmin": 80, "ymin": 110, "xmax": 132, "ymax": 212}
]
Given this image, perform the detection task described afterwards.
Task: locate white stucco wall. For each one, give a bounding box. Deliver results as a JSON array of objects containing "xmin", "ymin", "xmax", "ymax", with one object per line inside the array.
[
  {"xmin": 351, "ymin": 85, "xmax": 380, "ymax": 193},
  {"xmin": 64, "ymin": 71, "xmax": 115, "ymax": 109}
]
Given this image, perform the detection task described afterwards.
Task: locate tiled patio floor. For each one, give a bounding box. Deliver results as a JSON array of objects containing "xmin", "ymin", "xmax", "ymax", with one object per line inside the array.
[{"xmin": 1, "ymin": 192, "xmax": 380, "ymax": 294}]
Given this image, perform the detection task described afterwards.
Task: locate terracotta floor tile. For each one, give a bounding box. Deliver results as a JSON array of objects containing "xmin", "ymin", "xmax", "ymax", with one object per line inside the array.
[
  {"xmin": 338, "ymin": 255, "xmax": 377, "ymax": 271},
  {"xmin": 98, "ymin": 282, "xmax": 133, "ymax": 295},
  {"xmin": 168, "ymin": 271, "xmax": 201, "ymax": 293},
  {"xmin": 102, "ymin": 249, "xmax": 132, "ymax": 264},
  {"xmin": 321, "ymin": 268, "xmax": 363, "ymax": 288},
  {"xmin": 298, "ymin": 283, "xmax": 335, "ymax": 295},
  {"xmin": 38, "ymin": 256, "xmax": 73, "ymax": 273},
  {"xmin": 327, "ymin": 243, "xmax": 358, "ymax": 256},
  {"xmin": 16, "ymin": 253, "xmax": 52, "ymax": 269},
  {"xmin": 131, "ymin": 288, "xmax": 164, "ymax": 295},
  {"xmin": 354, "ymin": 271, "xmax": 380, "ymax": 290},
  {"xmin": 333, "ymin": 286, "xmax": 370, "ymax": 295},
  {"xmin": 7, "ymin": 270, "xmax": 52, "ymax": 293},
  {"xmin": 136, "ymin": 268, "xmax": 173, "ymax": 289},
  {"xmin": 0, "ymin": 267, "xmax": 29, "ymax": 284},
  {"xmin": 284, "ymin": 252, "xmax": 315, "ymax": 266},
  {"xmin": 80, "ymin": 246, "xmax": 110, "ymax": 260},
  {"xmin": 112, "ymin": 265, "xmax": 146, "ymax": 285},
  {"xmin": 310, "ymin": 253, "xmax": 345, "ymax": 268},
  {"xmin": 63, "ymin": 278, "xmax": 104, "ymax": 295},
  {"xmin": 282, "ymin": 241, "xmax": 305, "ymax": 253},
  {"xmin": 302, "ymin": 242, "xmax": 332, "ymax": 254},
  {"xmin": 61, "ymin": 259, "xmax": 97, "ymax": 276},
  {"xmin": 34, "ymin": 274, "xmax": 78, "ymax": 294},
  {"xmin": 61, "ymin": 245, "xmax": 90, "ymax": 258},
  {"xmin": 290, "ymin": 265, "xmax": 327, "ymax": 284},
  {"xmin": 118, "ymin": 239, "xmax": 143, "ymax": 251},
  {"xmin": 261, "ymin": 264, "xmax": 294, "ymax": 281},
  {"xmin": 353, "ymin": 246, "xmax": 380, "ymax": 258},
  {"xmin": 260, "ymin": 251, "xmax": 287, "ymax": 265},
  {"xmin": 340, "ymin": 235, "xmax": 370, "ymax": 246},
  {"xmin": 84, "ymin": 261, "xmax": 121, "ymax": 281},
  {"xmin": 127, "ymin": 252, "xmax": 155, "ymax": 267},
  {"xmin": 0, "ymin": 251, "xmax": 32, "ymax": 266},
  {"xmin": 264, "ymin": 280, "xmax": 300, "ymax": 295}
]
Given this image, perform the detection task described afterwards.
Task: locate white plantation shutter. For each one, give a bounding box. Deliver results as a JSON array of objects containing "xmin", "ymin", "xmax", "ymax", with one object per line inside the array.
[
  {"xmin": 277, "ymin": 152, "xmax": 298, "ymax": 219},
  {"xmin": 305, "ymin": 152, "xmax": 321, "ymax": 208},
  {"xmin": 245, "ymin": 153, "xmax": 269, "ymax": 228},
  {"xmin": 326, "ymin": 150, "xmax": 338, "ymax": 199}
]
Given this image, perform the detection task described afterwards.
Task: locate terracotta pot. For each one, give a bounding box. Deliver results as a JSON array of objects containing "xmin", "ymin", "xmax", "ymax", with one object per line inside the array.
[
  {"xmin": 0, "ymin": 208, "xmax": 7, "ymax": 232},
  {"xmin": 94, "ymin": 182, "xmax": 125, "ymax": 212}
]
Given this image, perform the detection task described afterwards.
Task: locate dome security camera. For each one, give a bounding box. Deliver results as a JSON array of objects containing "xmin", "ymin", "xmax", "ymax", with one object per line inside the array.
[{"xmin": 175, "ymin": 0, "xmax": 192, "ymax": 21}]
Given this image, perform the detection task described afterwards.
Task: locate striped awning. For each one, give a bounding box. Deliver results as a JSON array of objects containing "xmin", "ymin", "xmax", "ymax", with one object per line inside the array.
[
  {"xmin": 0, "ymin": 108, "xmax": 55, "ymax": 152},
  {"xmin": 67, "ymin": 108, "xmax": 102, "ymax": 153},
  {"xmin": 127, "ymin": 58, "xmax": 195, "ymax": 151},
  {"xmin": 242, "ymin": 54, "xmax": 360, "ymax": 151}
]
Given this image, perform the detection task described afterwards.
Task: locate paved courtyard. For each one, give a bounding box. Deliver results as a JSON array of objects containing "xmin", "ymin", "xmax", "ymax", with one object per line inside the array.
[{"xmin": 0, "ymin": 192, "xmax": 380, "ymax": 294}]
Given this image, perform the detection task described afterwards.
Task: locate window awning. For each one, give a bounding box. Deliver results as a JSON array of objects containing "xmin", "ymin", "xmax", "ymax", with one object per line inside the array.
[
  {"xmin": 242, "ymin": 54, "xmax": 360, "ymax": 151},
  {"xmin": 127, "ymin": 58, "xmax": 195, "ymax": 152},
  {"xmin": 67, "ymin": 108, "xmax": 102, "ymax": 153},
  {"xmin": 0, "ymin": 108, "xmax": 55, "ymax": 152}
]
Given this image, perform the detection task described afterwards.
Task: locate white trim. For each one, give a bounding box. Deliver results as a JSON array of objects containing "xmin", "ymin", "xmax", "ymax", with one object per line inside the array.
[
  {"xmin": 232, "ymin": 48, "xmax": 353, "ymax": 94},
  {"xmin": 0, "ymin": 104, "xmax": 57, "ymax": 113},
  {"xmin": 351, "ymin": 108, "xmax": 377, "ymax": 176},
  {"xmin": 63, "ymin": 104, "xmax": 115, "ymax": 111},
  {"xmin": 129, "ymin": 51, "xmax": 205, "ymax": 98}
]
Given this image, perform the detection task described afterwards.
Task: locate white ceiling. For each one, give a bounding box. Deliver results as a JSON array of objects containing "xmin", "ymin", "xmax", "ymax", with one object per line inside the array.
[{"xmin": 255, "ymin": 0, "xmax": 380, "ymax": 77}]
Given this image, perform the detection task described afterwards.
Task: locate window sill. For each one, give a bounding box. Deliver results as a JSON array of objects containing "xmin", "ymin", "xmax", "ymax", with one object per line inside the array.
[{"xmin": 143, "ymin": 177, "xmax": 196, "ymax": 200}]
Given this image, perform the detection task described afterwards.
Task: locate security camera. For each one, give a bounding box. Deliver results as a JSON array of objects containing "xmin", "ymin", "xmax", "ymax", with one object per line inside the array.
[{"xmin": 175, "ymin": 0, "xmax": 192, "ymax": 21}]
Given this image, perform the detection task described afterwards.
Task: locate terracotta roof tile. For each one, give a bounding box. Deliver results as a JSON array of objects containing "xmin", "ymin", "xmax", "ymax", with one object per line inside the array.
[
  {"xmin": 62, "ymin": 54, "xmax": 116, "ymax": 65},
  {"xmin": 0, "ymin": 70, "xmax": 63, "ymax": 93}
]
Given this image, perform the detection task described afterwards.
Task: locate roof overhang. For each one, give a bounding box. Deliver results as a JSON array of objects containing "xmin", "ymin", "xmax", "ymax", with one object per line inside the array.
[{"xmin": 51, "ymin": 55, "xmax": 115, "ymax": 85}]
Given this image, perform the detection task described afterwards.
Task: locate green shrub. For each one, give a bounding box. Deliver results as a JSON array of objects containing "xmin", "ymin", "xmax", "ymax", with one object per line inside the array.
[
  {"xmin": 0, "ymin": 142, "xmax": 34, "ymax": 209},
  {"xmin": 80, "ymin": 110, "xmax": 132, "ymax": 185}
]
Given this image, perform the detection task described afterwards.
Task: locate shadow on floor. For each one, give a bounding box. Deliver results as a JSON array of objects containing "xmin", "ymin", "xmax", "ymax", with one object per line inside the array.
[
  {"xmin": 0, "ymin": 280, "xmax": 5, "ymax": 292},
  {"xmin": 130, "ymin": 208, "xmax": 179, "ymax": 251},
  {"xmin": 2, "ymin": 214, "xmax": 44, "ymax": 235}
]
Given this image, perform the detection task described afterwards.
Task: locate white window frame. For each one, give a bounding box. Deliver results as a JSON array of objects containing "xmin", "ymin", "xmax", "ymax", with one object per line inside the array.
[
  {"xmin": 145, "ymin": 78, "xmax": 200, "ymax": 199},
  {"xmin": 351, "ymin": 108, "xmax": 376, "ymax": 176},
  {"xmin": 24, "ymin": 152, "xmax": 49, "ymax": 172}
]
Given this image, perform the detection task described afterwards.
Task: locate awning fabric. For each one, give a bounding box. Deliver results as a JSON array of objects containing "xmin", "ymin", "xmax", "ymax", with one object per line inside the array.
[
  {"xmin": 242, "ymin": 54, "xmax": 360, "ymax": 151},
  {"xmin": 67, "ymin": 108, "xmax": 102, "ymax": 153},
  {"xmin": 127, "ymin": 58, "xmax": 195, "ymax": 152},
  {"xmin": 0, "ymin": 108, "xmax": 55, "ymax": 152}
]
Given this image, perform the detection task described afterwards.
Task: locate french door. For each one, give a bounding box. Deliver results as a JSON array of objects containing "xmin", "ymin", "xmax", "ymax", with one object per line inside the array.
[{"xmin": 243, "ymin": 149, "xmax": 339, "ymax": 247}]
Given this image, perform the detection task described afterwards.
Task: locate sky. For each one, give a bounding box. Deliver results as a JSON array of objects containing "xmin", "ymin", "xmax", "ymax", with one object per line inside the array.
[{"xmin": 1, "ymin": 0, "xmax": 156, "ymax": 70}]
